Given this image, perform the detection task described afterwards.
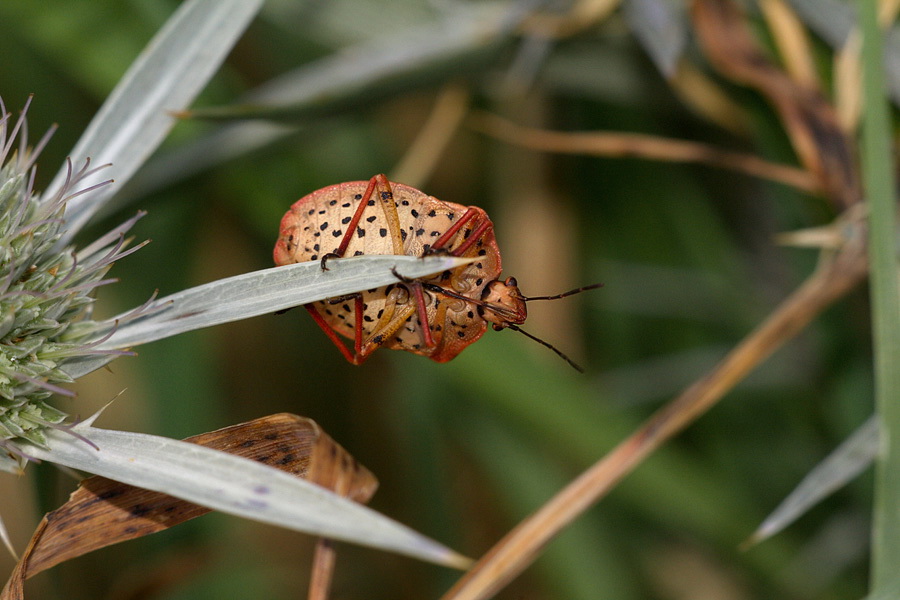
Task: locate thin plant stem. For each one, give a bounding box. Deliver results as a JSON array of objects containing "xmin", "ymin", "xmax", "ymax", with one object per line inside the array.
[{"xmin": 860, "ymin": 0, "xmax": 900, "ymax": 592}]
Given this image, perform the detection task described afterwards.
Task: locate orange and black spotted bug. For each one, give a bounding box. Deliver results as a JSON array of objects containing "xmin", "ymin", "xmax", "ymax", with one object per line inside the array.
[{"xmin": 274, "ymin": 174, "xmax": 601, "ymax": 370}]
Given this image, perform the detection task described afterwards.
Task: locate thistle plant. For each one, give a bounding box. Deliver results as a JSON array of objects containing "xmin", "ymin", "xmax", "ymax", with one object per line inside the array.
[{"xmin": 0, "ymin": 97, "xmax": 144, "ymax": 469}]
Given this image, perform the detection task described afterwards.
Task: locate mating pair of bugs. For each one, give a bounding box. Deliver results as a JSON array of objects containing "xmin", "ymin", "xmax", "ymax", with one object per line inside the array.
[{"xmin": 274, "ymin": 174, "xmax": 600, "ymax": 371}]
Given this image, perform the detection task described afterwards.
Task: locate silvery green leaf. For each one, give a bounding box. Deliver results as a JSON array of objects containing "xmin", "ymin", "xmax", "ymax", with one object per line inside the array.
[
  {"xmin": 110, "ymin": 2, "xmax": 529, "ymax": 204},
  {"xmin": 786, "ymin": 0, "xmax": 853, "ymax": 48},
  {"xmin": 61, "ymin": 255, "xmax": 471, "ymax": 380},
  {"xmin": 20, "ymin": 421, "xmax": 470, "ymax": 568},
  {"xmin": 749, "ymin": 416, "xmax": 878, "ymax": 544},
  {"xmin": 99, "ymin": 255, "xmax": 472, "ymax": 349},
  {"xmin": 188, "ymin": 3, "xmax": 517, "ymax": 123},
  {"xmin": 623, "ymin": 0, "xmax": 689, "ymax": 78},
  {"xmin": 788, "ymin": 0, "xmax": 900, "ymax": 106},
  {"xmin": 47, "ymin": 0, "xmax": 264, "ymax": 242}
]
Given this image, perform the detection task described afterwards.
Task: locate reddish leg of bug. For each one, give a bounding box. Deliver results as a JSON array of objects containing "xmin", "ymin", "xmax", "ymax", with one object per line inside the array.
[
  {"xmin": 335, "ymin": 176, "xmax": 382, "ymax": 258},
  {"xmin": 429, "ymin": 207, "xmax": 494, "ymax": 257},
  {"xmin": 410, "ymin": 282, "xmax": 436, "ymax": 348},
  {"xmin": 430, "ymin": 207, "xmax": 479, "ymax": 251},
  {"xmin": 304, "ymin": 295, "xmax": 371, "ymax": 365},
  {"xmin": 451, "ymin": 218, "xmax": 492, "ymax": 256}
]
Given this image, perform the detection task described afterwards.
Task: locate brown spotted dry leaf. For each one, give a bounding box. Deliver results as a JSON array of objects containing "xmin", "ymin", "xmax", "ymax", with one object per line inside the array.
[
  {"xmin": 2, "ymin": 413, "xmax": 377, "ymax": 600},
  {"xmin": 691, "ymin": 0, "xmax": 861, "ymax": 209}
]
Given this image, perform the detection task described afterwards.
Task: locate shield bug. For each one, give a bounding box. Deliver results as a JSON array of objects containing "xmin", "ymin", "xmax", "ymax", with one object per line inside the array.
[{"xmin": 274, "ymin": 174, "xmax": 601, "ymax": 370}]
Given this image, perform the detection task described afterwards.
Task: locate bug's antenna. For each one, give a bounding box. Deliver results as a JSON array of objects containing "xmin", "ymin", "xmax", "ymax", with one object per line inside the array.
[
  {"xmin": 521, "ymin": 282, "xmax": 604, "ymax": 302},
  {"xmin": 506, "ymin": 324, "xmax": 585, "ymax": 373}
]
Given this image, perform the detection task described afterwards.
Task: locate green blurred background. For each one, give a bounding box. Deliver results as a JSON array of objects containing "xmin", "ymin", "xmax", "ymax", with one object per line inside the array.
[{"xmin": 0, "ymin": 1, "xmax": 874, "ymax": 598}]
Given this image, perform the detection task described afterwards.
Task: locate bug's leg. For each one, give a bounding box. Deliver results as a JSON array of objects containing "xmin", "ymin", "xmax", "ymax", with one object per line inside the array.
[
  {"xmin": 449, "ymin": 218, "xmax": 492, "ymax": 256},
  {"xmin": 429, "ymin": 208, "xmax": 480, "ymax": 252},
  {"xmin": 410, "ymin": 282, "xmax": 436, "ymax": 348},
  {"xmin": 304, "ymin": 304, "xmax": 358, "ymax": 364},
  {"xmin": 351, "ymin": 294, "xmax": 365, "ymax": 360},
  {"xmin": 321, "ymin": 174, "xmax": 405, "ymax": 271},
  {"xmin": 389, "ymin": 267, "xmax": 436, "ymax": 348}
]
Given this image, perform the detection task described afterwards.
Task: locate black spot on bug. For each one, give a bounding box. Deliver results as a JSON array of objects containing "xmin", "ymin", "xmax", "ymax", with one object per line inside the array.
[
  {"xmin": 430, "ymin": 231, "xmax": 441, "ymax": 237},
  {"xmin": 463, "ymin": 228, "xmax": 472, "ymax": 239},
  {"xmin": 478, "ymin": 249, "xmax": 487, "ymax": 255},
  {"xmin": 313, "ymin": 243, "xmax": 320, "ymax": 251},
  {"xmin": 311, "ymin": 254, "xmax": 318, "ymax": 260},
  {"xmin": 342, "ymin": 216, "xmax": 352, "ymax": 224},
  {"xmin": 353, "ymin": 250, "xmax": 363, "ymax": 256},
  {"xmin": 400, "ymin": 229, "xmax": 407, "ymax": 241},
  {"xmin": 366, "ymin": 215, "xmax": 377, "ymax": 223},
  {"xmin": 435, "ymin": 325, "xmax": 442, "ymax": 331},
  {"xmin": 332, "ymin": 229, "xmax": 343, "ymax": 237},
  {"xmin": 467, "ymin": 311, "xmax": 474, "ymax": 318},
  {"xmin": 342, "ymin": 304, "xmax": 351, "ymax": 312},
  {"xmin": 457, "ymin": 331, "xmax": 465, "ymax": 338},
  {"xmin": 367, "ymin": 199, "xmax": 376, "ymax": 206},
  {"xmin": 377, "ymin": 309, "xmax": 384, "ymax": 318},
  {"xmin": 395, "ymin": 337, "xmax": 404, "ymax": 343},
  {"xmin": 329, "ymin": 199, "xmax": 337, "ymax": 206},
  {"xmin": 411, "ymin": 209, "xmax": 419, "ymax": 218},
  {"xmin": 319, "ymin": 209, "xmax": 327, "ymax": 215},
  {"xmin": 357, "ymin": 227, "xmax": 366, "ymax": 238},
  {"xmin": 363, "ymin": 315, "xmax": 374, "ymax": 322},
  {"xmin": 427, "ymin": 209, "xmax": 437, "ymax": 217},
  {"xmin": 380, "ymin": 191, "xmax": 392, "ymax": 200},
  {"xmin": 337, "ymin": 313, "xmax": 346, "ymax": 320},
  {"xmin": 314, "ymin": 231, "xmax": 320, "ymax": 237},
  {"xmin": 415, "ymin": 228, "xmax": 425, "ymax": 236},
  {"xmin": 476, "ymin": 262, "xmax": 482, "ymax": 269},
  {"xmin": 379, "ymin": 228, "xmax": 388, "ymax": 237},
  {"xmin": 372, "ymin": 334, "xmax": 384, "ymax": 344},
  {"xmin": 342, "ymin": 202, "xmax": 351, "ymax": 208},
  {"xmin": 319, "ymin": 222, "xmax": 329, "ymax": 231},
  {"xmin": 324, "ymin": 308, "xmax": 333, "ymax": 316},
  {"xmin": 401, "ymin": 199, "xmax": 409, "ymax": 206},
  {"xmin": 423, "ymin": 244, "xmax": 432, "ymax": 253},
  {"xmin": 307, "ymin": 208, "xmax": 315, "ymax": 215},
  {"xmin": 354, "ymin": 194, "xmax": 362, "ymax": 200},
  {"xmin": 476, "ymin": 278, "xmax": 483, "ymax": 286}
]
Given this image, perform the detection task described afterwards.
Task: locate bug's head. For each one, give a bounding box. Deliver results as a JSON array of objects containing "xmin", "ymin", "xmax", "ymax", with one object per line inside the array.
[{"xmin": 480, "ymin": 276, "xmax": 527, "ymax": 330}]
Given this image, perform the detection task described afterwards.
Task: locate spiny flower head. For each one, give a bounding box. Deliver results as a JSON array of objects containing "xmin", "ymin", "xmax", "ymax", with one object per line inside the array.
[{"xmin": 0, "ymin": 97, "xmax": 143, "ymax": 471}]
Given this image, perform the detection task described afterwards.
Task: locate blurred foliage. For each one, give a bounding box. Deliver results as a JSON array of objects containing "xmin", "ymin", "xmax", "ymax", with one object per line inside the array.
[{"xmin": 0, "ymin": 0, "xmax": 879, "ymax": 599}]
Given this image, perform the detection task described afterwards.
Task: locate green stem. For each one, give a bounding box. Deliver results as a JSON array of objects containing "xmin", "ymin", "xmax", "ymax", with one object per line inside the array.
[{"xmin": 861, "ymin": 0, "xmax": 900, "ymax": 592}]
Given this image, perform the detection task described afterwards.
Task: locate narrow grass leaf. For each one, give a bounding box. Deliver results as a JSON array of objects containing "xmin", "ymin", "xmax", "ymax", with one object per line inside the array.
[
  {"xmin": 748, "ymin": 416, "xmax": 878, "ymax": 545},
  {"xmin": 47, "ymin": 0, "xmax": 264, "ymax": 241}
]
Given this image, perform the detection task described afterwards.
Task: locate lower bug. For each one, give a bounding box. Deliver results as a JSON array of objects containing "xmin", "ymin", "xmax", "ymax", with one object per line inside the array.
[{"xmin": 273, "ymin": 174, "xmax": 600, "ymax": 370}]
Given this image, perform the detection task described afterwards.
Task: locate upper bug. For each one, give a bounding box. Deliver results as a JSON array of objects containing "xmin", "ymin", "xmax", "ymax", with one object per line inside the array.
[{"xmin": 273, "ymin": 174, "xmax": 600, "ymax": 370}]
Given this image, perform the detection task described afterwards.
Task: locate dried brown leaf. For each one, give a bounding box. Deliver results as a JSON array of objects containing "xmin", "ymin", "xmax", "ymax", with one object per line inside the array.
[
  {"xmin": 692, "ymin": 0, "xmax": 861, "ymax": 209},
  {"xmin": 2, "ymin": 414, "xmax": 376, "ymax": 600}
]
